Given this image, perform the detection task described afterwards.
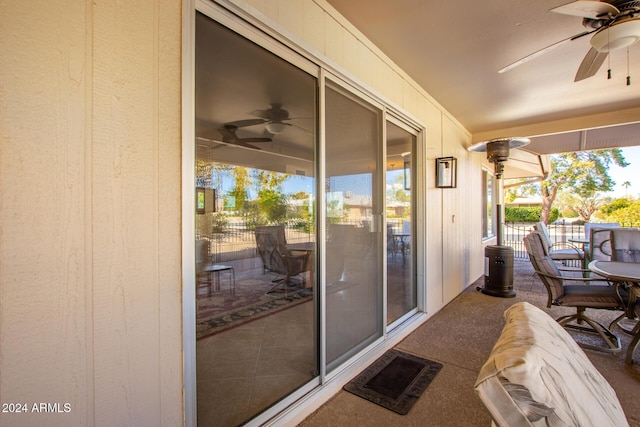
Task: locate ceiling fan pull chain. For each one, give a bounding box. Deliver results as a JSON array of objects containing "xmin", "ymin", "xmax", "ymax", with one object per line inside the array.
[
  {"xmin": 627, "ymin": 48, "xmax": 631, "ymax": 86},
  {"xmin": 607, "ymin": 28, "xmax": 612, "ymax": 80}
]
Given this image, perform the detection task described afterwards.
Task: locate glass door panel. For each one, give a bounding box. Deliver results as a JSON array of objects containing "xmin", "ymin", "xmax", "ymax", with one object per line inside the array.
[
  {"xmin": 195, "ymin": 12, "xmax": 317, "ymax": 426},
  {"xmin": 385, "ymin": 121, "xmax": 417, "ymax": 324},
  {"xmin": 324, "ymin": 83, "xmax": 383, "ymax": 372}
]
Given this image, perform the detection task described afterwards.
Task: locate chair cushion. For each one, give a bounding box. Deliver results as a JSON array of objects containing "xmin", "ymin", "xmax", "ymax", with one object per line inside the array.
[
  {"xmin": 549, "ymin": 249, "xmax": 583, "ymax": 261},
  {"xmin": 611, "ymin": 228, "xmax": 640, "ymax": 262},
  {"xmin": 559, "ymin": 285, "xmax": 624, "ymax": 309},
  {"xmin": 475, "ymin": 302, "xmax": 628, "ymax": 427},
  {"xmin": 523, "ymin": 232, "xmax": 564, "ymax": 300},
  {"xmin": 613, "ymin": 250, "xmax": 640, "ymax": 263}
]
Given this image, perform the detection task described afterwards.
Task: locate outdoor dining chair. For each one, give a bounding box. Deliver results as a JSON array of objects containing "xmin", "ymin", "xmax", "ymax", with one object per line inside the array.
[
  {"xmin": 532, "ymin": 222, "xmax": 584, "ymax": 266},
  {"xmin": 523, "ymin": 231, "xmax": 626, "ymax": 353},
  {"xmin": 255, "ymin": 225, "xmax": 310, "ymax": 293},
  {"xmin": 610, "ymin": 228, "xmax": 640, "ymax": 263}
]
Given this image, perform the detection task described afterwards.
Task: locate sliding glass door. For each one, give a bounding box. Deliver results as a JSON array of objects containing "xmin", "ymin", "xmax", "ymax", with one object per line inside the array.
[
  {"xmin": 190, "ymin": 7, "xmax": 423, "ymax": 424},
  {"xmin": 324, "ymin": 82, "xmax": 384, "ymax": 371},
  {"xmin": 386, "ymin": 120, "xmax": 417, "ymax": 325},
  {"xmin": 194, "ymin": 13, "xmax": 318, "ymax": 426}
]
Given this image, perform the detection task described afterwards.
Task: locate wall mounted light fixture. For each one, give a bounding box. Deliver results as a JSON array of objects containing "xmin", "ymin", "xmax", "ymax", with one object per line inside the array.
[{"xmin": 436, "ymin": 157, "xmax": 457, "ymax": 188}]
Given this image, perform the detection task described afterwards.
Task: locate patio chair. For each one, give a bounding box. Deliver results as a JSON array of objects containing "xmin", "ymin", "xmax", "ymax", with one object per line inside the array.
[
  {"xmin": 610, "ymin": 228, "xmax": 640, "ymax": 263},
  {"xmin": 585, "ymin": 227, "xmax": 618, "ymax": 266},
  {"xmin": 386, "ymin": 223, "xmax": 401, "ymax": 261},
  {"xmin": 523, "ymin": 231, "xmax": 626, "ymax": 353},
  {"xmin": 255, "ymin": 226, "xmax": 310, "ymax": 293},
  {"xmin": 401, "ymin": 220, "xmax": 411, "ymax": 258},
  {"xmin": 195, "ymin": 239, "xmax": 212, "ymax": 295},
  {"xmin": 584, "ymin": 222, "xmax": 619, "ymax": 252},
  {"xmin": 532, "ymin": 222, "xmax": 584, "ymax": 266},
  {"xmin": 626, "ymin": 287, "xmax": 640, "ymax": 364}
]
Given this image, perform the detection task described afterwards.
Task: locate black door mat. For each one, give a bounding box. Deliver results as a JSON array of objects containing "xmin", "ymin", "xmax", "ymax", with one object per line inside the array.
[{"xmin": 343, "ymin": 349, "xmax": 443, "ymax": 415}]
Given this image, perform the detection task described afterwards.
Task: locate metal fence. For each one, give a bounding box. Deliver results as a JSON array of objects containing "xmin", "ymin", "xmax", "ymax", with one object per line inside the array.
[
  {"xmin": 204, "ymin": 221, "xmax": 315, "ymax": 263},
  {"xmin": 203, "ymin": 219, "xmax": 637, "ymax": 263},
  {"xmin": 505, "ymin": 221, "xmax": 639, "ymax": 259},
  {"xmin": 504, "ymin": 222, "xmax": 584, "ymax": 259}
]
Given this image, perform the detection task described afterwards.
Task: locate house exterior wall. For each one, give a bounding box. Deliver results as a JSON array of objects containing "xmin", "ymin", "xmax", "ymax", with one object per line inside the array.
[
  {"xmin": 0, "ymin": 1, "xmax": 182, "ymax": 426},
  {"xmin": 0, "ymin": 0, "xmax": 484, "ymax": 425}
]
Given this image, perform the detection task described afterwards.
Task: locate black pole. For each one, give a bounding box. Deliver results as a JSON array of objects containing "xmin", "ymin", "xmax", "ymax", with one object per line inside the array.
[
  {"xmin": 495, "ymin": 160, "xmax": 504, "ymax": 246},
  {"xmin": 496, "ymin": 202, "xmax": 503, "ymax": 246}
]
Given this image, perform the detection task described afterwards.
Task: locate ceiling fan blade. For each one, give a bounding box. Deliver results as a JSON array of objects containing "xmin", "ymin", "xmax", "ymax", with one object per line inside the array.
[
  {"xmin": 250, "ymin": 109, "xmax": 272, "ymax": 120},
  {"xmin": 574, "ymin": 47, "xmax": 608, "ymax": 81},
  {"xmin": 224, "ymin": 118, "xmax": 267, "ymax": 128},
  {"xmin": 235, "ymin": 141, "xmax": 262, "ymax": 150},
  {"xmin": 551, "ymin": 1, "xmax": 619, "ymax": 19},
  {"xmin": 288, "ymin": 123, "xmax": 313, "ymax": 135},
  {"xmin": 498, "ymin": 30, "xmax": 593, "ymax": 73},
  {"xmin": 240, "ymin": 137, "xmax": 272, "ymax": 143}
]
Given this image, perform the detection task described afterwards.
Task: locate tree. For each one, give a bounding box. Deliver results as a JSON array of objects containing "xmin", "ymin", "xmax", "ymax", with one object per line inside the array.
[
  {"xmin": 599, "ymin": 197, "xmax": 630, "ymax": 216},
  {"xmin": 604, "ymin": 199, "xmax": 640, "ymax": 224},
  {"xmin": 622, "ymin": 181, "xmax": 632, "ymax": 198},
  {"xmin": 229, "ymin": 166, "xmax": 250, "ymax": 211},
  {"xmin": 538, "ymin": 149, "xmax": 627, "ymax": 224},
  {"xmin": 252, "ymin": 170, "xmax": 289, "ymax": 224},
  {"xmin": 559, "ymin": 192, "xmax": 606, "ymax": 221}
]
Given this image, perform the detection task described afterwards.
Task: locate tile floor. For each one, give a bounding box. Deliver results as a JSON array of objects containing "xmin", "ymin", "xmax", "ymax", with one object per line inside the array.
[
  {"xmin": 197, "ymin": 300, "xmax": 316, "ymax": 426},
  {"xmin": 196, "ymin": 254, "xmax": 412, "ymax": 426}
]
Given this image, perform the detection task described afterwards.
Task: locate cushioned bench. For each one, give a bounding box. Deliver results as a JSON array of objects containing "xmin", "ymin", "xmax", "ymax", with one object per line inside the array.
[{"xmin": 474, "ymin": 302, "xmax": 628, "ymax": 427}]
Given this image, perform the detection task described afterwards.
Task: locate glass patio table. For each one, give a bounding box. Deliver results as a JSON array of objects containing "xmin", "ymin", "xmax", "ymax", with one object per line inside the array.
[{"xmin": 589, "ymin": 260, "xmax": 640, "ymax": 364}]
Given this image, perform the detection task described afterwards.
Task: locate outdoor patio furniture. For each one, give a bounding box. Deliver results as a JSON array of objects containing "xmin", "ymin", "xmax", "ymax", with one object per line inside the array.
[
  {"xmin": 585, "ymin": 227, "xmax": 619, "ymax": 266},
  {"xmin": 255, "ymin": 226, "xmax": 310, "ymax": 293},
  {"xmin": 475, "ymin": 302, "xmax": 629, "ymax": 427},
  {"xmin": 532, "ymin": 222, "xmax": 584, "ymax": 265},
  {"xmin": 610, "ymin": 228, "xmax": 640, "ymax": 263},
  {"xmin": 523, "ymin": 231, "xmax": 626, "ymax": 353}
]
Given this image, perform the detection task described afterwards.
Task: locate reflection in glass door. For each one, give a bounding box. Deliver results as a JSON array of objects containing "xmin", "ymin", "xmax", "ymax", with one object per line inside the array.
[
  {"xmin": 324, "ymin": 83, "xmax": 383, "ymax": 372},
  {"xmin": 385, "ymin": 121, "xmax": 417, "ymax": 325},
  {"xmin": 194, "ymin": 13, "xmax": 317, "ymax": 426}
]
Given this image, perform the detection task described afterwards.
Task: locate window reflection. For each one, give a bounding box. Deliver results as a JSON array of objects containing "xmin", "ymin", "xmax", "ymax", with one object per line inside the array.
[
  {"xmin": 195, "ymin": 13, "xmax": 317, "ymax": 426},
  {"xmin": 386, "ymin": 121, "xmax": 417, "ymax": 324}
]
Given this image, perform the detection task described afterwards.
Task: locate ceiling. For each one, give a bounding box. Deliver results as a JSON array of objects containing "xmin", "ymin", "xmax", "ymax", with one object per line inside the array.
[{"xmin": 326, "ymin": 0, "xmax": 640, "ymax": 155}]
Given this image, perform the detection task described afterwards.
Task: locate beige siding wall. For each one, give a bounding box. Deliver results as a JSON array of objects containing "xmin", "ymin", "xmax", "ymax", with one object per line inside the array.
[
  {"xmin": 0, "ymin": 0, "xmax": 484, "ymax": 425},
  {"xmin": 0, "ymin": 1, "xmax": 182, "ymax": 426}
]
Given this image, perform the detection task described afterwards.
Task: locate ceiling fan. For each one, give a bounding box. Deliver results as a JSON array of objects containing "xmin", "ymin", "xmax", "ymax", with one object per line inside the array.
[
  {"xmin": 217, "ymin": 124, "xmax": 271, "ymax": 150},
  {"xmin": 499, "ymin": 0, "xmax": 640, "ymax": 81},
  {"xmin": 225, "ymin": 103, "xmax": 311, "ymax": 135}
]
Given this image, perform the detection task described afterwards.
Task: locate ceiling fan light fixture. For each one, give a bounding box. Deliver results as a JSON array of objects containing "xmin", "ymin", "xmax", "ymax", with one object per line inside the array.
[
  {"xmin": 590, "ymin": 18, "xmax": 640, "ymax": 52},
  {"xmin": 266, "ymin": 122, "xmax": 287, "ymax": 134}
]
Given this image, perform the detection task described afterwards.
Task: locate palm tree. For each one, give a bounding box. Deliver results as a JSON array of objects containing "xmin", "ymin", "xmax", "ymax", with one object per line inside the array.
[{"xmin": 622, "ymin": 181, "xmax": 631, "ymax": 199}]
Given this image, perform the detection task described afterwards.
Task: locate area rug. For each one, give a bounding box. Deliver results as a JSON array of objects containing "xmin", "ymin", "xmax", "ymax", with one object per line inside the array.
[
  {"xmin": 196, "ymin": 273, "xmax": 313, "ymax": 339},
  {"xmin": 343, "ymin": 349, "xmax": 442, "ymax": 415}
]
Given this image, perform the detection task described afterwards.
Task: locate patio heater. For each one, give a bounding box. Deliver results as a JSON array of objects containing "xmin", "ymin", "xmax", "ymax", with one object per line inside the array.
[{"xmin": 468, "ymin": 137, "xmax": 530, "ymax": 298}]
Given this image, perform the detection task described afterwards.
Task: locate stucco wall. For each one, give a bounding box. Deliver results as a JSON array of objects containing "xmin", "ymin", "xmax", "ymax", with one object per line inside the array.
[
  {"xmin": 0, "ymin": 1, "xmax": 182, "ymax": 426},
  {"xmin": 0, "ymin": 0, "xmax": 484, "ymax": 425}
]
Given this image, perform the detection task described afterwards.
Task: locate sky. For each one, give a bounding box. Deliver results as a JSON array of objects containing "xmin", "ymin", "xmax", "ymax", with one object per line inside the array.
[
  {"xmin": 220, "ymin": 146, "xmax": 640, "ymax": 200},
  {"xmin": 608, "ymin": 146, "xmax": 640, "ymax": 199}
]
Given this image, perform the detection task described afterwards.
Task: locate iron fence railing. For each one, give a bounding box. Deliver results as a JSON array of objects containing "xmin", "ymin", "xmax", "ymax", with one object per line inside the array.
[
  {"xmin": 202, "ymin": 221, "xmax": 316, "ymax": 263},
  {"xmin": 505, "ymin": 221, "xmax": 639, "ymax": 260},
  {"xmin": 201, "ymin": 219, "xmax": 638, "ymax": 263}
]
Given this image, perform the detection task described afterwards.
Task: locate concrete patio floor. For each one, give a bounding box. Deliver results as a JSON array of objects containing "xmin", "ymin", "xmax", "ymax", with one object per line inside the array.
[{"xmin": 299, "ymin": 259, "xmax": 640, "ymax": 427}]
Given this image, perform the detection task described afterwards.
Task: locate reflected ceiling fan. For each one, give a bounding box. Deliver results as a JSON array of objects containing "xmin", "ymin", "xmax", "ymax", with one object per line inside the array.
[
  {"xmin": 499, "ymin": 0, "xmax": 640, "ymax": 81},
  {"xmin": 225, "ymin": 103, "xmax": 311, "ymax": 135},
  {"xmin": 217, "ymin": 124, "xmax": 271, "ymax": 150}
]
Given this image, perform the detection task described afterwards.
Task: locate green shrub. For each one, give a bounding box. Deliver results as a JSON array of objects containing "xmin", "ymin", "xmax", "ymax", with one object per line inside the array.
[
  {"xmin": 604, "ymin": 200, "xmax": 640, "ymax": 225},
  {"xmin": 505, "ymin": 206, "xmax": 559, "ymax": 223}
]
